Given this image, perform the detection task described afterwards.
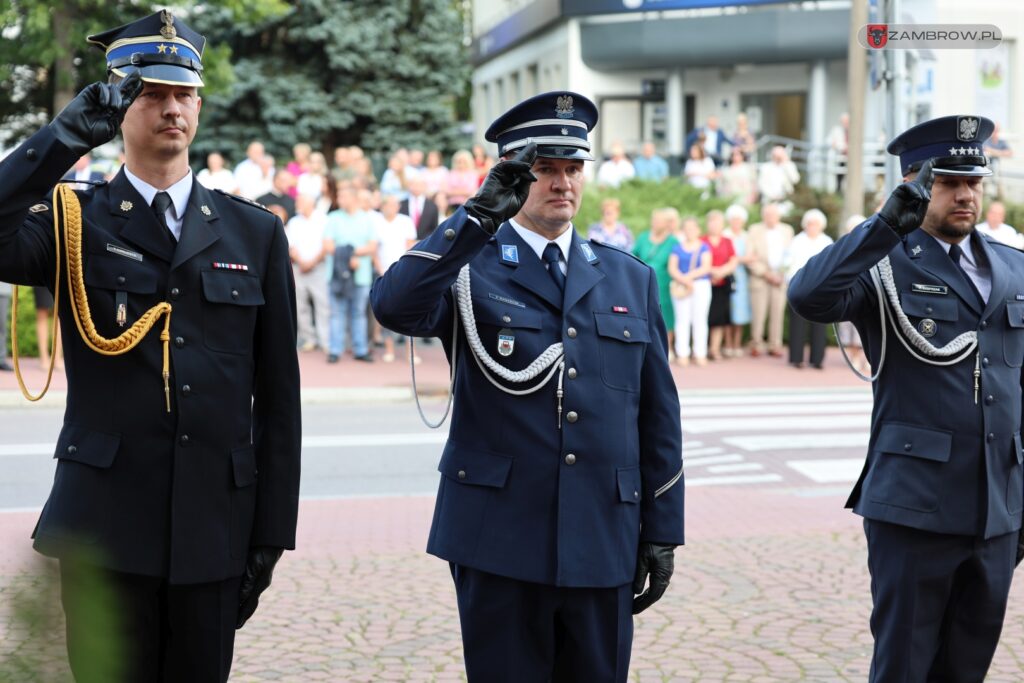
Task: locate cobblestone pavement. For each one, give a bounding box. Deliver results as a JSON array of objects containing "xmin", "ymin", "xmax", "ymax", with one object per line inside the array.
[{"xmin": 4, "ymin": 489, "xmax": 1024, "ymax": 681}]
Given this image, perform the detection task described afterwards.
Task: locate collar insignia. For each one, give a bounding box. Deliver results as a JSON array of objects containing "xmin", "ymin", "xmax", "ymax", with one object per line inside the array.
[
  {"xmin": 120, "ymin": 200, "xmax": 133, "ymax": 212},
  {"xmin": 500, "ymin": 244, "xmax": 519, "ymax": 264},
  {"xmin": 579, "ymin": 242, "xmax": 598, "ymax": 263},
  {"xmin": 201, "ymin": 205, "xmax": 212, "ymax": 216},
  {"xmin": 911, "ymin": 245, "xmax": 922, "ymax": 256}
]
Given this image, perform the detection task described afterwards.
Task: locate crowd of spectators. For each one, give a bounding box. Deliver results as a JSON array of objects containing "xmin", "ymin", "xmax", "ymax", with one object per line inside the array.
[{"xmin": 191, "ymin": 139, "xmax": 495, "ymax": 363}]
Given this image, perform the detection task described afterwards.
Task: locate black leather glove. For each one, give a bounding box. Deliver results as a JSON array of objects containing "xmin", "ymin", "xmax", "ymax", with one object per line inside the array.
[
  {"xmin": 1016, "ymin": 527, "xmax": 1024, "ymax": 567},
  {"xmin": 49, "ymin": 71, "xmax": 143, "ymax": 156},
  {"xmin": 462, "ymin": 143, "xmax": 538, "ymax": 234},
  {"xmin": 632, "ymin": 542, "xmax": 676, "ymax": 614},
  {"xmin": 236, "ymin": 546, "xmax": 284, "ymax": 629},
  {"xmin": 878, "ymin": 157, "xmax": 935, "ymax": 236}
]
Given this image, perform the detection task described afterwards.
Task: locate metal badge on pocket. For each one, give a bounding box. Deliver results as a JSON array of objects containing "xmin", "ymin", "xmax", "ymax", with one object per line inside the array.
[{"xmin": 918, "ymin": 318, "xmax": 937, "ymax": 337}]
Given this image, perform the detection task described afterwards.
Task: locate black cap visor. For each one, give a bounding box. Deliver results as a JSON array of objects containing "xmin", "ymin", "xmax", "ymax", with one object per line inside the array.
[
  {"xmin": 908, "ymin": 155, "xmax": 992, "ymax": 177},
  {"xmin": 536, "ymin": 146, "xmax": 594, "ymax": 162},
  {"xmin": 111, "ymin": 61, "xmax": 203, "ymax": 87}
]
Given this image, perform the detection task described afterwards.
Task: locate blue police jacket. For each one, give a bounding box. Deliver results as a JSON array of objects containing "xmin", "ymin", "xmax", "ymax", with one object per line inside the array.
[
  {"xmin": 788, "ymin": 216, "xmax": 1024, "ymax": 539},
  {"xmin": 0, "ymin": 127, "xmax": 302, "ymax": 583},
  {"xmin": 372, "ymin": 209, "xmax": 684, "ymax": 587}
]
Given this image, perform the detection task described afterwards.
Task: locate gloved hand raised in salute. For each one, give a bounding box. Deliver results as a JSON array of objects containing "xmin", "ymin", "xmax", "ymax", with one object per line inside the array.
[
  {"xmin": 879, "ymin": 157, "xmax": 935, "ymax": 236},
  {"xmin": 49, "ymin": 71, "xmax": 143, "ymax": 156},
  {"xmin": 463, "ymin": 142, "xmax": 538, "ymax": 234}
]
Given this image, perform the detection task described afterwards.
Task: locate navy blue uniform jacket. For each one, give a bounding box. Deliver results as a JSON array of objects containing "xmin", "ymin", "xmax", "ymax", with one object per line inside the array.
[
  {"xmin": 789, "ymin": 216, "xmax": 1024, "ymax": 539},
  {"xmin": 0, "ymin": 127, "xmax": 302, "ymax": 584},
  {"xmin": 372, "ymin": 209, "xmax": 684, "ymax": 588}
]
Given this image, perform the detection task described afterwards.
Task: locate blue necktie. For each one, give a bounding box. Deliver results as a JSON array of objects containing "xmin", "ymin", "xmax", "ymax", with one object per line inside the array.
[
  {"xmin": 542, "ymin": 243, "xmax": 565, "ymax": 292},
  {"xmin": 948, "ymin": 243, "xmax": 983, "ymax": 307}
]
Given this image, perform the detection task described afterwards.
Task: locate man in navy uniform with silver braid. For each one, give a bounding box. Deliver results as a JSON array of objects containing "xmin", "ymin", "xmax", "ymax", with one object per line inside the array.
[
  {"xmin": 371, "ymin": 92, "xmax": 684, "ymax": 682},
  {"xmin": 789, "ymin": 115, "xmax": 1024, "ymax": 681}
]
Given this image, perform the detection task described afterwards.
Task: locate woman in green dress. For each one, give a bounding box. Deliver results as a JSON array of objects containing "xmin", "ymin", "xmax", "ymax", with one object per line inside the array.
[{"xmin": 633, "ymin": 207, "xmax": 680, "ymax": 356}]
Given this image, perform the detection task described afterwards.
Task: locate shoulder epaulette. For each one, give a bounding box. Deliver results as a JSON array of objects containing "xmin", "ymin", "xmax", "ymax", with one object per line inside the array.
[
  {"xmin": 590, "ymin": 239, "xmax": 647, "ymax": 265},
  {"xmin": 214, "ymin": 188, "xmax": 272, "ymax": 214}
]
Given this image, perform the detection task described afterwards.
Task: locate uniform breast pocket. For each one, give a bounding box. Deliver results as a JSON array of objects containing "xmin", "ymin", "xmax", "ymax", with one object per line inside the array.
[
  {"xmin": 200, "ymin": 270, "xmax": 265, "ymax": 355},
  {"xmin": 1003, "ymin": 302, "xmax": 1024, "ymax": 367},
  {"xmin": 471, "ymin": 298, "xmax": 542, "ymax": 366},
  {"xmin": 83, "ymin": 253, "xmax": 159, "ymax": 336},
  {"xmin": 594, "ymin": 312, "xmax": 650, "ymax": 393}
]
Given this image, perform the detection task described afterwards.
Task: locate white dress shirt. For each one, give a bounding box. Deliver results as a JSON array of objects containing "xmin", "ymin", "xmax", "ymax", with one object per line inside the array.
[
  {"xmin": 509, "ymin": 219, "xmax": 573, "ymax": 275},
  {"xmin": 933, "ymin": 234, "xmax": 992, "ymax": 304},
  {"xmin": 123, "ymin": 167, "xmax": 193, "ymax": 241}
]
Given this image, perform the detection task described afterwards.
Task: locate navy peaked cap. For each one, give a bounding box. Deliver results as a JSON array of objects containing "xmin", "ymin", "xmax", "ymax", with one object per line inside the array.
[
  {"xmin": 485, "ymin": 91, "xmax": 598, "ymax": 161},
  {"xmin": 88, "ymin": 10, "xmax": 205, "ymax": 87},
  {"xmin": 887, "ymin": 115, "xmax": 994, "ymax": 177}
]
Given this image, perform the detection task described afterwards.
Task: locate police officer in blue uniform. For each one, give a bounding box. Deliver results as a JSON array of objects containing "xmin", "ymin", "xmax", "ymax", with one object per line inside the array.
[
  {"xmin": 0, "ymin": 11, "xmax": 301, "ymax": 681},
  {"xmin": 372, "ymin": 92, "xmax": 684, "ymax": 682},
  {"xmin": 789, "ymin": 115, "xmax": 1024, "ymax": 681}
]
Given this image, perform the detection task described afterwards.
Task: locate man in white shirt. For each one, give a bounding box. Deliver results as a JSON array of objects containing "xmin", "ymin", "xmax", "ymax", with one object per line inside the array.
[
  {"xmin": 758, "ymin": 145, "xmax": 801, "ymax": 207},
  {"xmin": 372, "ymin": 194, "xmax": 417, "ymax": 361},
  {"xmin": 196, "ymin": 151, "xmax": 238, "ymax": 193},
  {"xmin": 976, "ymin": 201, "xmax": 1022, "ymax": 248},
  {"xmin": 233, "ymin": 140, "xmax": 273, "ymax": 199},
  {"xmin": 286, "ymin": 193, "xmax": 330, "ymax": 351},
  {"xmin": 747, "ymin": 202, "xmax": 795, "ymax": 356},
  {"xmin": 596, "ymin": 142, "xmax": 636, "ymax": 188}
]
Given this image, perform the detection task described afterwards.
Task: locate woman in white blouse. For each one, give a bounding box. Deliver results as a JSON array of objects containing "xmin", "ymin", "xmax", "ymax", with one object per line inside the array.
[{"xmin": 785, "ymin": 209, "xmax": 834, "ymax": 368}]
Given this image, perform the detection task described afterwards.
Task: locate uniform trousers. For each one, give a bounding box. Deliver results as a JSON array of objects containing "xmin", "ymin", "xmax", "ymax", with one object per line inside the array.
[
  {"xmin": 450, "ymin": 564, "xmax": 634, "ymax": 683},
  {"xmin": 863, "ymin": 519, "xmax": 1016, "ymax": 683},
  {"xmin": 292, "ymin": 262, "xmax": 329, "ymax": 350},
  {"xmin": 60, "ymin": 560, "xmax": 241, "ymax": 683},
  {"xmin": 672, "ymin": 279, "xmax": 712, "ymax": 360},
  {"xmin": 748, "ymin": 278, "xmax": 786, "ymax": 352},
  {"xmin": 787, "ymin": 303, "xmax": 826, "ymax": 366}
]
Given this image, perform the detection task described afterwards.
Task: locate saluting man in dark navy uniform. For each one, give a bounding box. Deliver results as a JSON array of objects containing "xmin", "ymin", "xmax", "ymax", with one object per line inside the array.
[
  {"xmin": 372, "ymin": 93, "xmax": 684, "ymax": 682},
  {"xmin": 789, "ymin": 115, "xmax": 1024, "ymax": 682},
  {"xmin": 0, "ymin": 11, "xmax": 301, "ymax": 682}
]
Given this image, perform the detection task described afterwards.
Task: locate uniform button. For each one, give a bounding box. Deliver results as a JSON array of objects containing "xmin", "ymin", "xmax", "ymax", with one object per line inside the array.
[
  {"xmin": 180, "ymin": 434, "xmax": 190, "ymax": 446},
  {"xmin": 25, "ymin": 148, "xmax": 37, "ymax": 161},
  {"xmin": 987, "ymin": 433, "xmax": 995, "ymax": 442},
  {"xmin": 231, "ymin": 289, "xmax": 240, "ymax": 300},
  {"xmin": 983, "ymin": 356, "xmax": 991, "ymax": 367},
  {"xmin": 925, "ymin": 305, "xmax": 933, "ymax": 313},
  {"xmin": 444, "ymin": 228, "xmax": 456, "ymax": 240},
  {"xmin": 566, "ymin": 411, "xmax": 578, "ymax": 423},
  {"xmin": 66, "ymin": 445, "xmax": 77, "ymax": 455},
  {"xmin": 985, "ymin": 395, "xmax": 995, "ymax": 405},
  {"xmin": 623, "ymin": 329, "xmax": 631, "ymax": 339},
  {"xmin": 567, "ymin": 327, "xmax": 577, "ymax": 338},
  {"xmin": 634, "ymin": 490, "xmax": 639, "ymax": 499},
  {"xmin": 564, "ymin": 453, "xmax": 576, "ymax": 465},
  {"xmin": 980, "ymin": 320, "xmax": 988, "ymax": 330},
  {"xmin": 116, "ymin": 275, "xmax": 126, "ymax": 285},
  {"xmin": 457, "ymin": 470, "xmax": 466, "ymax": 480},
  {"xmin": 567, "ymin": 367, "xmax": 577, "ymax": 379},
  {"xmin": 181, "ymin": 384, "xmax": 191, "ymax": 395},
  {"xmin": 170, "ymin": 287, "xmax": 180, "ymax": 299},
  {"xmin": 174, "ymin": 336, "xmax": 185, "ymax": 348},
  {"xmin": 502, "ymin": 315, "xmax": 511, "ymax": 324},
  {"xmin": 904, "ymin": 443, "xmax": 912, "ymax": 452}
]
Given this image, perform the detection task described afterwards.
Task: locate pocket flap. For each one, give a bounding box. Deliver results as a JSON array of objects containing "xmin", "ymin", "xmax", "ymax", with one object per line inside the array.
[
  {"xmin": 900, "ymin": 292, "xmax": 958, "ymax": 322},
  {"xmin": 876, "ymin": 422, "xmax": 952, "ymax": 462},
  {"xmin": 1007, "ymin": 302, "xmax": 1024, "ymax": 329},
  {"xmin": 616, "ymin": 466, "xmax": 641, "ymax": 504},
  {"xmin": 438, "ymin": 441, "xmax": 513, "ymax": 488},
  {"xmin": 472, "ymin": 300, "xmax": 542, "ymax": 329},
  {"xmin": 84, "ymin": 253, "xmax": 158, "ymax": 294},
  {"xmin": 201, "ymin": 270, "xmax": 265, "ymax": 306},
  {"xmin": 232, "ymin": 447, "xmax": 257, "ymax": 487},
  {"xmin": 594, "ymin": 312, "xmax": 651, "ymax": 344},
  {"xmin": 54, "ymin": 424, "xmax": 121, "ymax": 468}
]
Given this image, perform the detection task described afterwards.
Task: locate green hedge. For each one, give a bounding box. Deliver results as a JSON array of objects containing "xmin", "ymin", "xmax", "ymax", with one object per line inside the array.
[{"xmin": 7, "ymin": 286, "xmax": 39, "ymax": 359}]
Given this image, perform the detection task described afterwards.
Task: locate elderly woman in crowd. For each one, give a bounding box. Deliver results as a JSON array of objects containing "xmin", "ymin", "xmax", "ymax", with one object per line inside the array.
[
  {"xmin": 703, "ymin": 210, "xmax": 737, "ymax": 361},
  {"xmin": 785, "ymin": 208, "xmax": 834, "ymax": 368},
  {"xmin": 633, "ymin": 207, "xmax": 679, "ymax": 355},
  {"xmin": 723, "ymin": 204, "xmax": 752, "ymax": 357},
  {"xmin": 587, "ymin": 197, "xmax": 634, "ymax": 250},
  {"xmin": 668, "ymin": 216, "xmax": 713, "ymax": 366}
]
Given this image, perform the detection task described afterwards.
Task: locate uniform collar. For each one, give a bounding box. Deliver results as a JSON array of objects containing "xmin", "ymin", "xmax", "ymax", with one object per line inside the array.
[
  {"xmin": 930, "ymin": 232, "xmax": 978, "ymax": 268},
  {"xmin": 123, "ymin": 165, "xmax": 193, "ymax": 220},
  {"xmin": 509, "ymin": 218, "xmax": 574, "ymax": 263}
]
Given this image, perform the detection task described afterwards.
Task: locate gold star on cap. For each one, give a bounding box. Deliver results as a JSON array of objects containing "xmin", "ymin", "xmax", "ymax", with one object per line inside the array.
[
  {"xmin": 157, "ymin": 44, "xmax": 168, "ymax": 54},
  {"xmin": 200, "ymin": 205, "xmax": 212, "ymax": 216},
  {"xmin": 169, "ymin": 45, "xmax": 179, "ymax": 55},
  {"xmin": 120, "ymin": 200, "xmax": 133, "ymax": 212}
]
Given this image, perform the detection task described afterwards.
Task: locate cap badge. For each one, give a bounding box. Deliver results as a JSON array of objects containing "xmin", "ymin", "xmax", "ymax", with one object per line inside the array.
[
  {"xmin": 555, "ymin": 95, "xmax": 575, "ymax": 119},
  {"xmin": 957, "ymin": 116, "xmax": 979, "ymax": 141},
  {"xmin": 201, "ymin": 205, "xmax": 212, "ymax": 216},
  {"xmin": 160, "ymin": 10, "xmax": 177, "ymax": 40},
  {"xmin": 561, "ymin": 128, "xmax": 569, "ymax": 135},
  {"xmin": 120, "ymin": 200, "xmax": 133, "ymax": 212}
]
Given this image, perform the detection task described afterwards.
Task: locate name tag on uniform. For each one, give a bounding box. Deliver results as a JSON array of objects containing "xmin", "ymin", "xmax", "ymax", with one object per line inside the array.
[
  {"xmin": 911, "ymin": 283, "xmax": 948, "ymax": 295},
  {"xmin": 106, "ymin": 243, "xmax": 143, "ymax": 262},
  {"xmin": 1016, "ymin": 294, "xmax": 1024, "ymax": 301},
  {"xmin": 488, "ymin": 292, "xmax": 525, "ymax": 308}
]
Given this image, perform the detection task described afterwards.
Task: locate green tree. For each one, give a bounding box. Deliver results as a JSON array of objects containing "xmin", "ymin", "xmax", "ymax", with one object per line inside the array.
[{"xmin": 189, "ymin": 0, "xmax": 471, "ymax": 164}]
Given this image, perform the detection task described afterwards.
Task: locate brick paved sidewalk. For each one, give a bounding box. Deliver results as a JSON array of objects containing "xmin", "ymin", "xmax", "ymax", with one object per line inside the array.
[{"xmin": 4, "ymin": 489, "xmax": 1024, "ymax": 681}]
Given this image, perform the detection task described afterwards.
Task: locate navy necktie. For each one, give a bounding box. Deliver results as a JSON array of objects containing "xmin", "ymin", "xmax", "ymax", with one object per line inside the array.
[
  {"xmin": 948, "ymin": 243, "xmax": 983, "ymax": 307},
  {"xmin": 151, "ymin": 191, "xmax": 177, "ymax": 244},
  {"xmin": 542, "ymin": 243, "xmax": 565, "ymax": 293}
]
